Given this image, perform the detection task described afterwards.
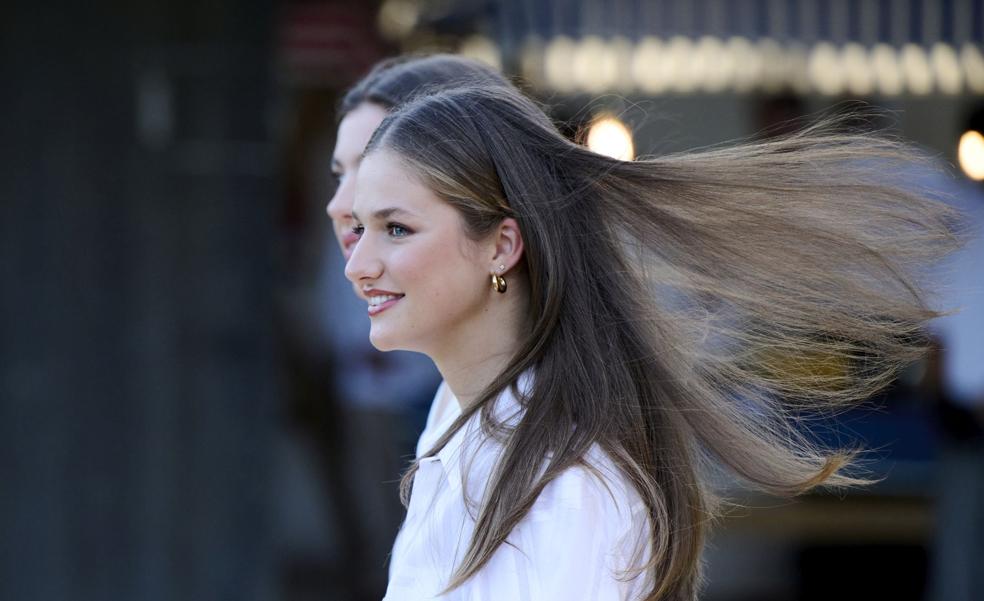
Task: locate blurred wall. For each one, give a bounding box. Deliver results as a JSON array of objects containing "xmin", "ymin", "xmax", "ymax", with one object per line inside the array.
[{"xmin": 1, "ymin": 2, "xmax": 279, "ymax": 600}]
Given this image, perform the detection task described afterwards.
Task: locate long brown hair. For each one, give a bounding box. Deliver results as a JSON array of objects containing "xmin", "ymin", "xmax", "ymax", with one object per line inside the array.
[{"xmin": 366, "ymin": 85, "xmax": 960, "ymax": 600}]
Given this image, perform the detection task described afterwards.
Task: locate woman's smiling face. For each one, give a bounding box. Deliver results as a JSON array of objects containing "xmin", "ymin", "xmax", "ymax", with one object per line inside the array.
[{"xmin": 344, "ymin": 150, "xmax": 494, "ymax": 357}]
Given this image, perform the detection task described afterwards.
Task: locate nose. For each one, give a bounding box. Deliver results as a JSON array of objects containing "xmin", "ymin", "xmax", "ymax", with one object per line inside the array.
[
  {"xmin": 344, "ymin": 232, "xmax": 383, "ymax": 285},
  {"xmin": 326, "ymin": 176, "xmax": 354, "ymax": 223}
]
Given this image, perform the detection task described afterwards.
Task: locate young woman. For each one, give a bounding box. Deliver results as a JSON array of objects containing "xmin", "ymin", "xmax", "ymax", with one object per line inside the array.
[
  {"xmin": 345, "ymin": 82, "xmax": 959, "ymax": 600},
  {"xmin": 327, "ymin": 53, "xmax": 512, "ymax": 417},
  {"xmin": 320, "ymin": 55, "xmax": 514, "ymax": 596}
]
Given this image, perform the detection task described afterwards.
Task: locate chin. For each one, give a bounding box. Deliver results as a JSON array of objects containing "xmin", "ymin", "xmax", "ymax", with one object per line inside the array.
[
  {"xmin": 369, "ymin": 327, "xmax": 427, "ymax": 355},
  {"xmin": 368, "ymin": 329, "xmax": 403, "ymax": 353}
]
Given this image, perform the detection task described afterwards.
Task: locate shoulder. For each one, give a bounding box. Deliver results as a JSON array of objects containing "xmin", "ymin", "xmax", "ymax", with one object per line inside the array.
[
  {"xmin": 478, "ymin": 446, "xmax": 652, "ymax": 599},
  {"xmin": 537, "ymin": 445, "xmax": 641, "ymax": 510},
  {"xmin": 524, "ymin": 445, "xmax": 649, "ymax": 554}
]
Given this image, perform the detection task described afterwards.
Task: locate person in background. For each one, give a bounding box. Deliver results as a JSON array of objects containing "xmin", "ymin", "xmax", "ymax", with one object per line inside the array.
[
  {"xmin": 344, "ymin": 83, "xmax": 958, "ymax": 600},
  {"xmin": 319, "ymin": 55, "xmax": 512, "ymax": 600}
]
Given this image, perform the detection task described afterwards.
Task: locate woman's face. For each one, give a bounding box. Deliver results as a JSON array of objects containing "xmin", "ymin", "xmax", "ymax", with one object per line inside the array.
[
  {"xmin": 328, "ymin": 102, "xmax": 389, "ymax": 259},
  {"xmin": 344, "ymin": 150, "xmax": 495, "ymax": 357}
]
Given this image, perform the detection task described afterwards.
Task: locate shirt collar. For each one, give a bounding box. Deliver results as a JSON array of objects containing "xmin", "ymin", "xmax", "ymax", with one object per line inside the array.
[{"xmin": 432, "ymin": 372, "xmax": 531, "ymax": 494}]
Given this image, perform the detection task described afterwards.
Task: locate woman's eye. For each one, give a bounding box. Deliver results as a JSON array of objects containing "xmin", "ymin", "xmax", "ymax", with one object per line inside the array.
[
  {"xmin": 352, "ymin": 224, "xmax": 364, "ymax": 236},
  {"xmin": 388, "ymin": 224, "xmax": 412, "ymax": 238}
]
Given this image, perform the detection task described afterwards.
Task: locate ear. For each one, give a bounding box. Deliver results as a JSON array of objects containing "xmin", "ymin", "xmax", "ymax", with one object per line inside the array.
[{"xmin": 489, "ymin": 217, "xmax": 524, "ymax": 274}]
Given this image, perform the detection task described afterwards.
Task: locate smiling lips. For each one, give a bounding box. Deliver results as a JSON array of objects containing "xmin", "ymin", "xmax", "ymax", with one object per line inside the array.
[{"xmin": 366, "ymin": 291, "xmax": 404, "ymax": 316}]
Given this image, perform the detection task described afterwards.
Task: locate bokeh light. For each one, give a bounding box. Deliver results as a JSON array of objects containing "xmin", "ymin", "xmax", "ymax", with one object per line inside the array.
[
  {"xmin": 377, "ymin": 0, "xmax": 419, "ymax": 41},
  {"xmin": 958, "ymin": 130, "xmax": 984, "ymax": 181},
  {"xmin": 586, "ymin": 116, "xmax": 635, "ymax": 161},
  {"xmin": 459, "ymin": 35, "xmax": 502, "ymax": 72}
]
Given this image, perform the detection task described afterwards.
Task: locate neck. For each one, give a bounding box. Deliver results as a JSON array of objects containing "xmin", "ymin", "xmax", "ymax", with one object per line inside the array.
[
  {"xmin": 431, "ymin": 281, "xmax": 527, "ymax": 410},
  {"xmin": 439, "ymin": 351, "xmax": 514, "ymax": 410}
]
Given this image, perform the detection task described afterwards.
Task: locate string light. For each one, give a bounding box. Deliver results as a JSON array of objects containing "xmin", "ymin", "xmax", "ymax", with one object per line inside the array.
[
  {"xmin": 544, "ymin": 36, "xmax": 577, "ymax": 94},
  {"xmin": 573, "ymin": 35, "xmax": 618, "ymax": 93},
  {"xmin": 727, "ymin": 37, "xmax": 758, "ymax": 93},
  {"xmin": 785, "ymin": 43, "xmax": 812, "ymax": 94},
  {"xmin": 695, "ymin": 36, "xmax": 728, "ymax": 93},
  {"xmin": 962, "ymin": 43, "xmax": 984, "ymax": 94},
  {"xmin": 871, "ymin": 43, "xmax": 903, "ymax": 96},
  {"xmin": 610, "ymin": 36, "xmax": 636, "ymax": 92},
  {"xmin": 666, "ymin": 36, "xmax": 697, "ymax": 94},
  {"xmin": 842, "ymin": 42, "xmax": 873, "ymax": 96},
  {"xmin": 931, "ymin": 42, "xmax": 962, "ymax": 95},
  {"xmin": 759, "ymin": 38, "xmax": 786, "ymax": 93},
  {"xmin": 901, "ymin": 43, "xmax": 933, "ymax": 95},
  {"xmin": 631, "ymin": 36, "xmax": 666, "ymax": 94},
  {"xmin": 520, "ymin": 36, "xmax": 545, "ymax": 85},
  {"xmin": 520, "ymin": 34, "xmax": 969, "ymax": 96}
]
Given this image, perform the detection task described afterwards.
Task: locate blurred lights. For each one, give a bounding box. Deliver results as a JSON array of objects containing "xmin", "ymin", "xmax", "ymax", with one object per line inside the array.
[
  {"xmin": 573, "ymin": 36, "xmax": 618, "ymax": 94},
  {"xmin": 545, "ymin": 36, "xmax": 577, "ymax": 94},
  {"xmin": 377, "ymin": 0, "xmax": 419, "ymax": 41},
  {"xmin": 842, "ymin": 42, "xmax": 874, "ymax": 97},
  {"xmin": 520, "ymin": 36, "xmax": 545, "ymax": 86},
  {"xmin": 727, "ymin": 37, "xmax": 759, "ymax": 93},
  {"xmin": 459, "ymin": 35, "xmax": 501, "ymax": 72},
  {"xmin": 758, "ymin": 39, "xmax": 787, "ymax": 93},
  {"xmin": 871, "ymin": 43, "xmax": 904, "ymax": 96},
  {"xmin": 610, "ymin": 36, "xmax": 636, "ymax": 92},
  {"xmin": 631, "ymin": 36, "xmax": 665, "ymax": 94},
  {"xmin": 522, "ymin": 36, "xmax": 973, "ymax": 97},
  {"xmin": 901, "ymin": 44, "xmax": 933, "ymax": 95},
  {"xmin": 785, "ymin": 43, "xmax": 812, "ymax": 94},
  {"xmin": 962, "ymin": 44, "xmax": 984, "ymax": 94},
  {"xmin": 586, "ymin": 116, "xmax": 635, "ymax": 161},
  {"xmin": 695, "ymin": 36, "xmax": 728, "ymax": 93},
  {"xmin": 958, "ymin": 130, "xmax": 984, "ymax": 181},
  {"xmin": 808, "ymin": 42, "xmax": 844, "ymax": 96},
  {"xmin": 666, "ymin": 36, "xmax": 697, "ymax": 94},
  {"xmin": 931, "ymin": 43, "xmax": 962, "ymax": 95}
]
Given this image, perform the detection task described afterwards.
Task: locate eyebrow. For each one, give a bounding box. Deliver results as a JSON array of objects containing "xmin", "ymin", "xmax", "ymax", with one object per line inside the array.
[{"xmin": 351, "ymin": 207, "xmax": 418, "ymax": 221}]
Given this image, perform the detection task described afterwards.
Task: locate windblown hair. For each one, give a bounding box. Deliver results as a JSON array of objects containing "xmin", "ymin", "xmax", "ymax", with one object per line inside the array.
[
  {"xmin": 339, "ymin": 53, "xmax": 512, "ymax": 119},
  {"xmin": 366, "ymin": 85, "xmax": 959, "ymax": 600}
]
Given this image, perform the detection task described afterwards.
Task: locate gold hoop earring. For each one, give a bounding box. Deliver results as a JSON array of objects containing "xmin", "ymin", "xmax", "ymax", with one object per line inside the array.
[{"xmin": 491, "ymin": 273, "xmax": 507, "ymax": 294}]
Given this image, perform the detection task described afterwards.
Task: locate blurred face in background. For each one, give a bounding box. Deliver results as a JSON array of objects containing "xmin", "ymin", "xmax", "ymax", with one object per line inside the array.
[{"xmin": 328, "ymin": 102, "xmax": 389, "ymax": 259}]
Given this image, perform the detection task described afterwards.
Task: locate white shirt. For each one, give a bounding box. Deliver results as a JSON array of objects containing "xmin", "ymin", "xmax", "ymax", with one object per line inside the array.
[{"xmin": 384, "ymin": 379, "xmax": 653, "ymax": 600}]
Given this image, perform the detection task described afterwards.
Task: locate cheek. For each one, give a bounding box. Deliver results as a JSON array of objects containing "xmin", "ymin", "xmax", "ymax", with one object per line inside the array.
[{"xmin": 395, "ymin": 245, "xmax": 483, "ymax": 308}]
